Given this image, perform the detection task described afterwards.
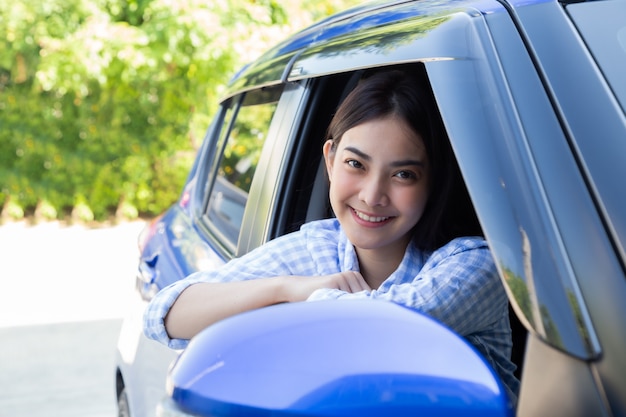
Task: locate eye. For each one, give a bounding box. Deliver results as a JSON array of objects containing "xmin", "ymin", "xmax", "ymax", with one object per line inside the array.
[
  {"xmin": 394, "ymin": 170, "xmax": 418, "ymax": 180},
  {"xmin": 346, "ymin": 159, "xmax": 363, "ymax": 169}
]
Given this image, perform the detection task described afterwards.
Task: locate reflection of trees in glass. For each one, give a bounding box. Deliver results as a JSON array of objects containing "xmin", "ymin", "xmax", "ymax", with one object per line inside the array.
[
  {"xmin": 503, "ymin": 267, "xmax": 535, "ymax": 327},
  {"xmin": 220, "ymin": 102, "xmax": 277, "ymax": 193},
  {"xmin": 567, "ymin": 290, "xmax": 594, "ymax": 355},
  {"xmin": 540, "ymin": 304, "xmax": 563, "ymax": 349},
  {"xmin": 314, "ymin": 14, "xmax": 451, "ymax": 59},
  {"xmin": 503, "ymin": 265, "xmax": 565, "ymax": 349}
]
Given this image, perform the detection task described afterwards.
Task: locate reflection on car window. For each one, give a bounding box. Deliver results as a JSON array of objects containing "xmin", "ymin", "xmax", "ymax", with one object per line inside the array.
[{"xmin": 206, "ymin": 87, "xmax": 282, "ymax": 248}]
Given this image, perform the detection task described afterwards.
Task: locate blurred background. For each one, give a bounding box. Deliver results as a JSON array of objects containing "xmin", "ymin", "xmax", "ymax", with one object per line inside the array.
[
  {"xmin": 0, "ymin": 1, "xmax": 359, "ymax": 415},
  {"xmin": 0, "ymin": 0, "xmax": 359, "ymax": 223}
]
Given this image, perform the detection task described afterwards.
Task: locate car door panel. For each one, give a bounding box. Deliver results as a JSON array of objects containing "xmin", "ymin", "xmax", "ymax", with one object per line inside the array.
[{"xmin": 517, "ymin": 335, "xmax": 610, "ymax": 417}]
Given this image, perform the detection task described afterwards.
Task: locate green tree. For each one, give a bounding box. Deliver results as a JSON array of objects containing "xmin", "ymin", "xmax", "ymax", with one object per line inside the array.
[{"xmin": 0, "ymin": 0, "xmax": 360, "ymax": 221}]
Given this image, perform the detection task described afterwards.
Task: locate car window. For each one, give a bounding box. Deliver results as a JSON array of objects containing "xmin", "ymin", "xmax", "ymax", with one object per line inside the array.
[{"xmin": 204, "ymin": 86, "xmax": 283, "ymax": 251}]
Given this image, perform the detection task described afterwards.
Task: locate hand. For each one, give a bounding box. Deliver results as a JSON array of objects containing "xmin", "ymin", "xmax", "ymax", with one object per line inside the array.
[{"xmin": 280, "ymin": 271, "xmax": 371, "ymax": 302}]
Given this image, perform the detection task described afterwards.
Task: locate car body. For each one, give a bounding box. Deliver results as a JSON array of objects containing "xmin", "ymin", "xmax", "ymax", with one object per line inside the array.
[{"xmin": 114, "ymin": 0, "xmax": 626, "ymax": 416}]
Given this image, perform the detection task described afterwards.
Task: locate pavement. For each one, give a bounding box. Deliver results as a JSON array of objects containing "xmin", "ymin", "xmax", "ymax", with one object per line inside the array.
[{"xmin": 0, "ymin": 220, "xmax": 147, "ymax": 417}]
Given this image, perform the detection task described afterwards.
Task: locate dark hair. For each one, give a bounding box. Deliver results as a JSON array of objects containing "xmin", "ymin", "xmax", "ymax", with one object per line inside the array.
[{"xmin": 326, "ymin": 67, "xmax": 482, "ymax": 251}]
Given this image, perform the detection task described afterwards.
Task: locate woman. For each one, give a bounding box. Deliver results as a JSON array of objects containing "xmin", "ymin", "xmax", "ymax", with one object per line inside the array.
[{"xmin": 144, "ymin": 69, "xmax": 519, "ymax": 400}]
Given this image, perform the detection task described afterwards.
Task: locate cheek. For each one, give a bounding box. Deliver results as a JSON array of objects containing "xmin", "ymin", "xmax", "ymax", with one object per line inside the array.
[
  {"xmin": 328, "ymin": 174, "xmax": 348, "ymax": 203},
  {"xmin": 329, "ymin": 167, "xmax": 353, "ymax": 191},
  {"xmin": 400, "ymin": 186, "xmax": 430, "ymax": 218},
  {"xmin": 327, "ymin": 170, "xmax": 358, "ymax": 211}
]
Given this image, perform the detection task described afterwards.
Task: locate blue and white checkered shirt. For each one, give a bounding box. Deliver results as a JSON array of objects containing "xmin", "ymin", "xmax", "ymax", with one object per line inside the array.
[{"xmin": 144, "ymin": 218, "xmax": 519, "ymax": 399}]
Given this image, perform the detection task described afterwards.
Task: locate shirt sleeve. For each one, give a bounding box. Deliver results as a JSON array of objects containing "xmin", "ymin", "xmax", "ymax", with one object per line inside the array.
[
  {"xmin": 143, "ymin": 272, "xmax": 209, "ymax": 349},
  {"xmin": 307, "ymin": 238, "xmax": 507, "ymax": 337},
  {"xmin": 143, "ymin": 220, "xmax": 341, "ymax": 348}
]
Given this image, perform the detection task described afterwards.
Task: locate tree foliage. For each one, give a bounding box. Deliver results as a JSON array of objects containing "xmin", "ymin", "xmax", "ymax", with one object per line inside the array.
[{"xmin": 0, "ymin": 0, "xmax": 359, "ymax": 222}]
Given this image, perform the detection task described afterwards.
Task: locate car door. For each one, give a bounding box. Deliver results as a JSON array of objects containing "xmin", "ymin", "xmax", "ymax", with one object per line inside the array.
[{"xmin": 118, "ymin": 83, "xmax": 301, "ymax": 417}]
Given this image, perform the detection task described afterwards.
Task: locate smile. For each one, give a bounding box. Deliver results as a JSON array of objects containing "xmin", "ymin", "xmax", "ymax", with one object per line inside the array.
[{"xmin": 352, "ymin": 209, "xmax": 391, "ymax": 223}]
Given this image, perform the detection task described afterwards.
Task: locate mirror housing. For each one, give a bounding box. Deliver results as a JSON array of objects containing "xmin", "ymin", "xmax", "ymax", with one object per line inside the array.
[{"xmin": 166, "ymin": 300, "xmax": 513, "ymax": 417}]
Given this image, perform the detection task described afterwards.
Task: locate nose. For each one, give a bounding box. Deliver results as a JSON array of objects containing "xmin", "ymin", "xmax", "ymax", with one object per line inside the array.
[{"xmin": 359, "ymin": 175, "xmax": 389, "ymax": 207}]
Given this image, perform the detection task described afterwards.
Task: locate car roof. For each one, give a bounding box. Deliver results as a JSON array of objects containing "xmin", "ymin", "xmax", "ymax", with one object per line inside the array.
[{"xmin": 223, "ymin": 0, "xmax": 505, "ymax": 99}]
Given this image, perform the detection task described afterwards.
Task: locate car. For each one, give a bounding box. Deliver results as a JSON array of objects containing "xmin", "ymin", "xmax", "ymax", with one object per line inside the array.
[{"xmin": 114, "ymin": 0, "xmax": 626, "ymax": 415}]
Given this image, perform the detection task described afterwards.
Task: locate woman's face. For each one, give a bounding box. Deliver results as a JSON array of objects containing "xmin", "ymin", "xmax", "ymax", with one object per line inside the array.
[{"xmin": 323, "ymin": 115, "xmax": 430, "ymax": 258}]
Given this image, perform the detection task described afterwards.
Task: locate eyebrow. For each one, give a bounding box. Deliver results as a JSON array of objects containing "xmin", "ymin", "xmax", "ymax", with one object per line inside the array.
[{"xmin": 343, "ymin": 146, "xmax": 425, "ymax": 167}]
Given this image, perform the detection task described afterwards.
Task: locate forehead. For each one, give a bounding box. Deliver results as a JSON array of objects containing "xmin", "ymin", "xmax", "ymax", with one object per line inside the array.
[{"xmin": 339, "ymin": 116, "xmax": 427, "ymax": 157}]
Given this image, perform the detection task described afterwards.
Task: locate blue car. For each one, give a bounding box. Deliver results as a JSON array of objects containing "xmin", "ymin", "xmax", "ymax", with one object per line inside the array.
[{"xmin": 114, "ymin": 0, "xmax": 626, "ymax": 416}]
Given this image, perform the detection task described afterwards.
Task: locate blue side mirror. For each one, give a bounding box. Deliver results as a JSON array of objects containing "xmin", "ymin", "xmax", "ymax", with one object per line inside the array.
[{"xmin": 165, "ymin": 300, "xmax": 513, "ymax": 417}]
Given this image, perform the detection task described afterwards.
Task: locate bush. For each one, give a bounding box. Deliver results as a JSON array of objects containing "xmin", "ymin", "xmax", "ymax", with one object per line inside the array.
[{"xmin": 0, "ymin": 0, "xmax": 360, "ymax": 222}]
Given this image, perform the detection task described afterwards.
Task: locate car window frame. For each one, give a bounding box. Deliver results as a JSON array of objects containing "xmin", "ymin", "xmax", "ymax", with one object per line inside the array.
[
  {"xmin": 194, "ymin": 85, "xmax": 285, "ymax": 258},
  {"xmin": 426, "ymin": 7, "xmax": 602, "ymax": 359},
  {"xmin": 235, "ymin": 82, "xmax": 309, "ymax": 256},
  {"xmin": 283, "ymin": 1, "xmax": 602, "ymax": 359},
  {"xmin": 199, "ymin": 0, "xmax": 609, "ymax": 359}
]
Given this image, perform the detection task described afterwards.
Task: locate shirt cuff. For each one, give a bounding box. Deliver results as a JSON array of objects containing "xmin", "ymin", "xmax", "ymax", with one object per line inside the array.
[
  {"xmin": 307, "ymin": 288, "xmax": 371, "ymax": 301},
  {"xmin": 143, "ymin": 278, "xmax": 198, "ymax": 347}
]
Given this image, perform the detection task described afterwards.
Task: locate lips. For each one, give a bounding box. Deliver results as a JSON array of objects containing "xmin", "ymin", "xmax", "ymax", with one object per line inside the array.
[{"xmin": 352, "ymin": 208, "xmax": 391, "ymax": 223}]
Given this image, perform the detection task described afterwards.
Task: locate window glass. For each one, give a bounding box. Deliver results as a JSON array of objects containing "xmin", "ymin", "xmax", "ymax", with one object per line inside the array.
[
  {"xmin": 205, "ymin": 87, "xmax": 282, "ymax": 248},
  {"xmin": 568, "ymin": 1, "xmax": 626, "ymax": 114}
]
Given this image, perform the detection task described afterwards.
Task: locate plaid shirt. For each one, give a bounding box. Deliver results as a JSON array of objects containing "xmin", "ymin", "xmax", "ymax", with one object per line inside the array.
[{"xmin": 144, "ymin": 218, "xmax": 519, "ymax": 399}]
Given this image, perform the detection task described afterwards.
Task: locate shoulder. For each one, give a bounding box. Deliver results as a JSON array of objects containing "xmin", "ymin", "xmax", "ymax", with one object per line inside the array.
[
  {"xmin": 261, "ymin": 218, "xmax": 342, "ymax": 255},
  {"xmin": 440, "ymin": 236, "xmax": 490, "ymax": 254},
  {"xmin": 300, "ymin": 218, "xmax": 342, "ymax": 240},
  {"xmin": 299, "ymin": 219, "xmax": 346, "ymax": 267},
  {"xmin": 262, "ymin": 219, "xmax": 339, "ymax": 246},
  {"xmin": 425, "ymin": 236, "xmax": 494, "ymax": 269}
]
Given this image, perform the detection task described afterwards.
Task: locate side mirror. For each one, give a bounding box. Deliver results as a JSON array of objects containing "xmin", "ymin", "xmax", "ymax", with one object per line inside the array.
[{"xmin": 163, "ymin": 300, "xmax": 513, "ymax": 417}]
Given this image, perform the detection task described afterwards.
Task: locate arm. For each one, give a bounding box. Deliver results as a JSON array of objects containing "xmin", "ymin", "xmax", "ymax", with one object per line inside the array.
[
  {"xmin": 144, "ymin": 219, "xmax": 367, "ymax": 347},
  {"xmin": 165, "ymin": 271, "xmax": 370, "ymax": 340}
]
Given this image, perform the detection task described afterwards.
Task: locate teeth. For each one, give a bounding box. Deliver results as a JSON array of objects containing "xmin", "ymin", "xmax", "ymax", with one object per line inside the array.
[{"xmin": 354, "ymin": 209, "xmax": 390, "ymax": 223}]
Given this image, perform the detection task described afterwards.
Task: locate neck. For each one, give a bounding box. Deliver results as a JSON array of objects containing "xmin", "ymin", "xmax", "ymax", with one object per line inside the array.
[{"xmin": 356, "ymin": 246, "xmax": 407, "ymax": 289}]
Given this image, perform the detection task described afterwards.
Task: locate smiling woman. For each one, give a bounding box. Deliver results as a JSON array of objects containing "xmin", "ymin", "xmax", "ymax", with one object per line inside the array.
[
  {"xmin": 323, "ymin": 115, "xmax": 430, "ymax": 285},
  {"xmin": 143, "ymin": 69, "xmax": 520, "ymax": 401}
]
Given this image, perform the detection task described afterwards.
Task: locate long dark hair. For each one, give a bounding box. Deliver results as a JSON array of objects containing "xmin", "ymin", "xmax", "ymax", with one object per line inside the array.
[{"xmin": 326, "ymin": 66, "xmax": 482, "ymax": 251}]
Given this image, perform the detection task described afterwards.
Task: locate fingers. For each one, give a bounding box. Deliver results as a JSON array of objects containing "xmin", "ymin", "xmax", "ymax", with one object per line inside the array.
[
  {"xmin": 336, "ymin": 271, "xmax": 371, "ymax": 293},
  {"xmin": 282, "ymin": 272, "xmax": 371, "ymax": 302}
]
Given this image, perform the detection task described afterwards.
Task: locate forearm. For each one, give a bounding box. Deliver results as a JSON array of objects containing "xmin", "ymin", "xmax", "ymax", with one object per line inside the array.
[
  {"xmin": 164, "ymin": 277, "xmax": 287, "ymax": 340},
  {"xmin": 163, "ymin": 271, "xmax": 370, "ymax": 340}
]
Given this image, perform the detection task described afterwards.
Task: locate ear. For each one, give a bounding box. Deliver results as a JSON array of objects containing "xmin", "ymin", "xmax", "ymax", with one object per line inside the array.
[{"xmin": 322, "ymin": 140, "xmax": 335, "ymax": 180}]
